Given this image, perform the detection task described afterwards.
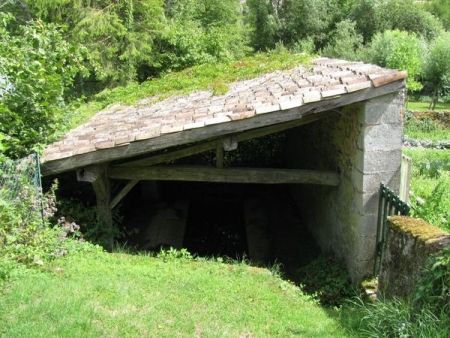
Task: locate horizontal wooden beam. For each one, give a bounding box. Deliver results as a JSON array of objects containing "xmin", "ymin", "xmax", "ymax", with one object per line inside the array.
[{"xmin": 108, "ymin": 166, "xmax": 340, "ymax": 186}]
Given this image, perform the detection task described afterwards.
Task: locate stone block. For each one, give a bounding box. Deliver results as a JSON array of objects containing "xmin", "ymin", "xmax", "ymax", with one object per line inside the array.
[
  {"xmin": 353, "ymin": 149, "xmax": 402, "ymax": 174},
  {"xmin": 379, "ymin": 216, "xmax": 450, "ymax": 298},
  {"xmin": 357, "ymin": 123, "xmax": 403, "ymax": 152},
  {"xmin": 359, "ymin": 92, "xmax": 404, "ymax": 125},
  {"xmin": 352, "ymin": 191, "xmax": 380, "ymax": 215}
]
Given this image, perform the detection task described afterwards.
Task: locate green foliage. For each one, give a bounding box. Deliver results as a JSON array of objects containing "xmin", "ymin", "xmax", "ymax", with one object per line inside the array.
[
  {"xmin": 54, "ymin": 196, "xmax": 128, "ymax": 249},
  {"xmin": 279, "ymin": 0, "xmax": 335, "ymax": 49},
  {"xmin": 0, "ymin": 13, "xmax": 87, "ymax": 158},
  {"xmin": 403, "ymin": 112, "xmax": 446, "ymax": 140},
  {"xmin": 294, "ymin": 254, "xmax": 357, "ymax": 307},
  {"xmin": 418, "ymin": 161, "xmax": 450, "ymax": 178},
  {"xmin": 344, "ymin": 296, "xmax": 449, "ymax": 338},
  {"xmin": 424, "ymin": 0, "xmax": 450, "ymax": 30},
  {"xmin": 156, "ymin": 247, "xmax": 193, "ymax": 262},
  {"xmin": 350, "ymin": 0, "xmax": 444, "ymax": 43},
  {"xmin": 403, "ymin": 148, "xmax": 450, "ymax": 231},
  {"xmin": 245, "ymin": 0, "xmax": 281, "ymax": 51},
  {"xmin": 152, "ymin": 0, "xmax": 249, "ymax": 75},
  {"xmin": 410, "ymin": 173, "xmax": 450, "ymax": 232},
  {"xmin": 423, "ymin": 32, "xmax": 450, "ymax": 110},
  {"xmin": 73, "ymin": 52, "xmax": 312, "ymax": 127},
  {"xmin": 364, "ymin": 30, "xmax": 425, "ymax": 91},
  {"xmin": 415, "ymin": 246, "xmax": 450, "ymax": 314},
  {"xmin": 321, "ymin": 20, "xmax": 363, "ymax": 61},
  {"xmin": 0, "ymin": 157, "xmax": 103, "ymax": 282},
  {"xmin": 0, "ymin": 176, "xmax": 59, "ymax": 281},
  {"xmin": 25, "ymin": 0, "xmax": 164, "ymax": 85}
]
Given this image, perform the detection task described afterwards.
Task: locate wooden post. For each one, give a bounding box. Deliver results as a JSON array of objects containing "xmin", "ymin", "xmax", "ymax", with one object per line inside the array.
[
  {"xmin": 79, "ymin": 164, "xmax": 114, "ymax": 251},
  {"xmin": 216, "ymin": 141, "xmax": 224, "ymax": 168}
]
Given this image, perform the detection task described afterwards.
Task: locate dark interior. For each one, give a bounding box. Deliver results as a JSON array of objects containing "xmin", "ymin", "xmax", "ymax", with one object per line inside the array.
[{"xmin": 122, "ymin": 180, "xmax": 320, "ymax": 274}]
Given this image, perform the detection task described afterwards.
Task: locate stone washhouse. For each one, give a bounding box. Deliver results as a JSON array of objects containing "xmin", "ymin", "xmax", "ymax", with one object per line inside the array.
[{"xmin": 41, "ymin": 58, "xmax": 407, "ymax": 282}]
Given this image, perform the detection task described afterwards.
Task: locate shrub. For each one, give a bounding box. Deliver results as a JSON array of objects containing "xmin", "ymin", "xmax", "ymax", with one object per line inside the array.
[
  {"xmin": 0, "ymin": 161, "xmax": 102, "ymax": 283},
  {"xmin": 294, "ymin": 254, "xmax": 358, "ymax": 307},
  {"xmin": 411, "ymin": 172, "xmax": 450, "ymax": 232},
  {"xmin": 415, "ymin": 246, "xmax": 450, "ymax": 315}
]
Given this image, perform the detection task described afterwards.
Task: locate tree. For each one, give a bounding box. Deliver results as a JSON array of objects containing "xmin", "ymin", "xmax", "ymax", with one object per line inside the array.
[
  {"xmin": 423, "ymin": 32, "xmax": 450, "ymax": 110},
  {"xmin": 245, "ymin": 0, "xmax": 281, "ymax": 51},
  {"xmin": 350, "ymin": 0, "xmax": 443, "ymax": 43},
  {"xmin": 363, "ymin": 30, "xmax": 425, "ymax": 92},
  {"xmin": 152, "ymin": 0, "xmax": 249, "ymax": 73},
  {"xmin": 22, "ymin": 0, "xmax": 165, "ymax": 85},
  {"xmin": 0, "ymin": 14, "xmax": 87, "ymax": 158},
  {"xmin": 321, "ymin": 20, "xmax": 363, "ymax": 61},
  {"xmin": 424, "ymin": 0, "xmax": 450, "ymax": 30},
  {"xmin": 279, "ymin": 0, "xmax": 334, "ymax": 49}
]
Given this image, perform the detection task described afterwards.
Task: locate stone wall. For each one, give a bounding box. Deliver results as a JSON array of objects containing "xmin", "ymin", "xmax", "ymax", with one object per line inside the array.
[
  {"xmin": 285, "ymin": 91, "xmax": 404, "ymax": 282},
  {"xmin": 379, "ymin": 216, "xmax": 450, "ymax": 298}
]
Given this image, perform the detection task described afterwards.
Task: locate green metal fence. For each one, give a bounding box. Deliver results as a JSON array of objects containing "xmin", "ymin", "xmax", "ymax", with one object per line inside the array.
[
  {"xmin": 0, "ymin": 153, "xmax": 43, "ymax": 222},
  {"xmin": 373, "ymin": 183, "xmax": 411, "ymax": 276}
]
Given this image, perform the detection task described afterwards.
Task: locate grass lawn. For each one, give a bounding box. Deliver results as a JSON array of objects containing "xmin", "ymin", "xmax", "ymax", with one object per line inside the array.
[
  {"xmin": 0, "ymin": 250, "xmax": 352, "ymax": 338},
  {"xmin": 407, "ymin": 101, "xmax": 450, "ymax": 111}
]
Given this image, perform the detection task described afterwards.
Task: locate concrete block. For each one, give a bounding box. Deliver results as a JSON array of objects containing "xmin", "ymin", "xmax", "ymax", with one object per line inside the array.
[
  {"xmin": 359, "ymin": 214, "xmax": 378, "ymax": 238},
  {"xmin": 357, "ymin": 123, "xmax": 403, "ymax": 151},
  {"xmin": 353, "ymin": 192, "xmax": 380, "ymax": 215},
  {"xmin": 353, "ymin": 172, "xmax": 384, "ymax": 194},
  {"xmin": 353, "ymin": 149, "xmax": 402, "ymax": 174},
  {"xmin": 359, "ymin": 92, "xmax": 404, "ymax": 125}
]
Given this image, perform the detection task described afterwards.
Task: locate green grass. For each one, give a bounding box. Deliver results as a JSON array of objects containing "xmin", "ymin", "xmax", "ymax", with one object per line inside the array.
[
  {"xmin": 406, "ymin": 101, "xmax": 450, "ymax": 111},
  {"xmin": 69, "ymin": 52, "xmax": 312, "ymax": 130},
  {"xmin": 0, "ymin": 250, "xmax": 350, "ymax": 337},
  {"xmin": 404, "ymin": 126, "xmax": 450, "ymax": 141}
]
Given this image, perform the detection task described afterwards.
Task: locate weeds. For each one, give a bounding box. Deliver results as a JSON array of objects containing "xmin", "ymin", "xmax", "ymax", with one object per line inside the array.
[
  {"xmin": 344, "ymin": 296, "xmax": 449, "ymax": 338},
  {"xmin": 72, "ymin": 52, "xmax": 312, "ymax": 128},
  {"xmin": 294, "ymin": 254, "xmax": 359, "ymax": 307}
]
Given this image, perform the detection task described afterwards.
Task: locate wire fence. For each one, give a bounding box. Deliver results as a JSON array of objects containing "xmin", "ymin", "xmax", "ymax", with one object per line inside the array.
[{"xmin": 0, "ymin": 153, "xmax": 43, "ymax": 222}]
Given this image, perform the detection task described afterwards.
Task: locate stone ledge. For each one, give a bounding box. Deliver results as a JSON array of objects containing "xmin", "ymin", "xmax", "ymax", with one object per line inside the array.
[{"xmin": 379, "ymin": 216, "xmax": 450, "ymax": 298}]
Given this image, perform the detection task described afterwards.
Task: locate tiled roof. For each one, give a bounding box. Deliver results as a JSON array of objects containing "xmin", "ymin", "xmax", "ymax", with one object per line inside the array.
[{"xmin": 41, "ymin": 58, "xmax": 406, "ymax": 174}]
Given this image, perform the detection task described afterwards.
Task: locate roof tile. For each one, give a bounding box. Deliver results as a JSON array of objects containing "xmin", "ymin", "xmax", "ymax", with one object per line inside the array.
[{"xmin": 41, "ymin": 57, "xmax": 407, "ymax": 166}]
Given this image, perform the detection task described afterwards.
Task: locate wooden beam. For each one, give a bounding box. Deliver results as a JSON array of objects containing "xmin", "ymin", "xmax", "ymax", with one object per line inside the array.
[
  {"xmin": 91, "ymin": 164, "xmax": 114, "ymax": 251},
  {"xmin": 77, "ymin": 165, "xmax": 103, "ymax": 182},
  {"xmin": 216, "ymin": 142, "xmax": 224, "ymax": 168},
  {"xmin": 108, "ymin": 166, "xmax": 341, "ymax": 186},
  {"xmin": 115, "ymin": 140, "xmax": 219, "ymax": 167},
  {"xmin": 109, "ymin": 179, "xmax": 139, "ymax": 210},
  {"xmin": 41, "ymin": 80, "xmax": 405, "ymax": 176}
]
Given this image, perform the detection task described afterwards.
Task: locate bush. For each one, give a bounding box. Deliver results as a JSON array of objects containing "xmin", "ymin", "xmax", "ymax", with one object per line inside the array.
[
  {"xmin": 294, "ymin": 254, "xmax": 358, "ymax": 307},
  {"xmin": 415, "ymin": 246, "xmax": 450, "ymax": 314},
  {"xmin": 0, "ymin": 165, "xmax": 102, "ymax": 283},
  {"xmin": 410, "ymin": 172, "xmax": 450, "ymax": 232}
]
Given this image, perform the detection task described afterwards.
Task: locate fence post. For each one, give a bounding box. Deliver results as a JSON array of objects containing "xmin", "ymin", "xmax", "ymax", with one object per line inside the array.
[
  {"xmin": 399, "ymin": 154, "xmax": 412, "ymax": 203},
  {"xmin": 34, "ymin": 153, "xmax": 45, "ymax": 225}
]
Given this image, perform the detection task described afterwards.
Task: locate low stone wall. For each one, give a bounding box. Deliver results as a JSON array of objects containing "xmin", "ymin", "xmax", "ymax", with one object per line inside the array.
[{"xmin": 379, "ymin": 216, "xmax": 450, "ymax": 298}]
